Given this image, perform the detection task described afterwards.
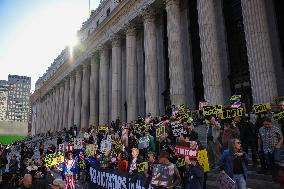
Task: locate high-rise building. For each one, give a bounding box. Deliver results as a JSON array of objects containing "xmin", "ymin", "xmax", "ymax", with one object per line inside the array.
[
  {"xmin": 0, "ymin": 80, "xmax": 9, "ymax": 121},
  {"xmin": 6, "ymin": 75, "xmax": 31, "ymax": 122}
]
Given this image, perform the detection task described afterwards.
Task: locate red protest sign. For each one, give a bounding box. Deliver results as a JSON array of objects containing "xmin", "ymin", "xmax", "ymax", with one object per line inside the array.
[{"xmin": 175, "ymin": 146, "xmax": 198, "ymax": 158}]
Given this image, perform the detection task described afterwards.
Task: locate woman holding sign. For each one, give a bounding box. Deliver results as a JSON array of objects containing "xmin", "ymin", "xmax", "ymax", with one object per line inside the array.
[{"xmin": 218, "ymin": 138, "xmax": 248, "ymax": 189}]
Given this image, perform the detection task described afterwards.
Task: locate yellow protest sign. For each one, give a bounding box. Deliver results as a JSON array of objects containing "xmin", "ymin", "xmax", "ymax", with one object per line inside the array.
[
  {"xmin": 86, "ymin": 144, "xmax": 95, "ymax": 157},
  {"xmin": 197, "ymin": 149, "xmax": 209, "ymax": 172},
  {"xmin": 156, "ymin": 126, "xmax": 166, "ymax": 138},
  {"xmin": 137, "ymin": 162, "xmax": 148, "ymax": 173},
  {"xmin": 176, "ymin": 104, "xmax": 192, "ymax": 123},
  {"xmin": 43, "ymin": 152, "xmax": 65, "ymax": 167},
  {"xmin": 272, "ymin": 111, "xmax": 284, "ymax": 121},
  {"xmin": 98, "ymin": 124, "xmax": 109, "ymax": 132},
  {"xmin": 252, "ymin": 104, "xmax": 271, "ymax": 114},
  {"xmin": 221, "ymin": 107, "xmax": 244, "ymax": 120},
  {"xmin": 176, "ymin": 158, "xmax": 185, "ymax": 168},
  {"xmin": 230, "ymin": 95, "xmax": 241, "ymax": 101},
  {"xmin": 203, "ymin": 105, "xmax": 223, "ymax": 116}
]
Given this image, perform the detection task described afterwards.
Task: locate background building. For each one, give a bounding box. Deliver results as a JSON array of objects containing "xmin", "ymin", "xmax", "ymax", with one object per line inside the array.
[
  {"xmin": 0, "ymin": 80, "xmax": 9, "ymax": 121},
  {"xmin": 6, "ymin": 75, "xmax": 31, "ymax": 122}
]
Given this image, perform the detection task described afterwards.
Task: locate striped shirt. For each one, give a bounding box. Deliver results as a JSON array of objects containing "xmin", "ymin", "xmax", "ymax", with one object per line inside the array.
[{"xmin": 259, "ymin": 126, "xmax": 282, "ymax": 153}]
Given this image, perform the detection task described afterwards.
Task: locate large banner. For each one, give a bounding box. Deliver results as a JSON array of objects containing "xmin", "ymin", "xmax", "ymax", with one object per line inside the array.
[{"xmin": 89, "ymin": 166, "xmax": 153, "ymax": 189}]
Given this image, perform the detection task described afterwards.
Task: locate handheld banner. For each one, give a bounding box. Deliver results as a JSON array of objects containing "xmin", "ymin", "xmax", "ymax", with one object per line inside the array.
[
  {"xmin": 252, "ymin": 104, "xmax": 271, "ymax": 114},
  {"xmin": 43, "ymin": 152, "xmax": 64, "ymax": 167},
  {"xmin": 272, "ymin": 111, "xmax": 284, "ymax": 121},
  {"xmin": 230, "ymin": 95, "xmax": 241, "ymax": 101},
  {"xmin": 138, "ymin": 136, "xmax": 150, "ymax": 149},
  {"xmin": 199, "ymin": 101, "xmax": 209, "ymax": 110},
  {"xmin": 98, "ymin": 125, "xmax": 108, "ymax": 132},
  {"xmin": 221, "ymin": 107, "xmax": 244, "ymax": 120},
  {"xmin": 175, "ymin": 146, "xmax": 198, "ymax": 158},
  {"xmin": 137, "ymin": 162, "xmax": 148, "ymax": 173},
  {"xmin": 217, "ymin": 173, "xmax": 236, "ymax": 189},
  {"xmin": 100, "ymin": 140, "xmax": 112, "ymax": 153},
  {"xmin": 202, "ymin": 105, "xmax": 223, "ymax": 117},
  {"xmin": 197, "ymin": 149, "xmax": 210, "ymax": 172},
  {"xmin": 156, "ymin": 126, "xmax": 166, "ymax": 138},
  {"xmin": 171, "ymin": 121, "xmax": 187, "ymax": 137},
  {"xmin": 86, "ymin": 144, "xmax": 96, "ymax": 157}
]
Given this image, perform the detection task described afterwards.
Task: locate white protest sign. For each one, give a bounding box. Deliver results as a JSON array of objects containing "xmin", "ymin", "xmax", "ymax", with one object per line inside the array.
[
  {"xmin": 217, "ymin": 173, "xmax": 235, "ymax": 189},
  {"xmin": 100, "ymin": 139, "xmax": 112, "ymax": 153},
  {"xmin": 138, "ymin": 136, "xmax": 150, "ymax": 149},
  {"xmin": 74, "ymin": 138, "xmax": 83, "ymax": 149},
  {"xmin": 171, "ymin": 121, "xmax": 187, "ymax": 137},
  {"xmin": 58, "ymin": 143, "xmax": 65, "ymax": 151}
]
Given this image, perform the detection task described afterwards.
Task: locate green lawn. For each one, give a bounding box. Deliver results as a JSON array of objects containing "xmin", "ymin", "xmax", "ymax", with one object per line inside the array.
[{"xmin": 0, "ymin": 135, "xmax": 27, "ymax": 144}]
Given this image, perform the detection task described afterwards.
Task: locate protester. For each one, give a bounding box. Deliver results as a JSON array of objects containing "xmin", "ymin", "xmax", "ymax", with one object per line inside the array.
[
  {"xmin": 184, "ymin": 156, "xmax": 204, "ymax": 189},
  {"xmin": 258, "ymin": 116, "xmax": 283, "ymax": 181},
  {"xmin": 50, "ymin": 179, "xmax": 65, "ymax": 189},
  {"xmin": 218, "ymin": 138, "xmax": 248, "ymax": 189}
]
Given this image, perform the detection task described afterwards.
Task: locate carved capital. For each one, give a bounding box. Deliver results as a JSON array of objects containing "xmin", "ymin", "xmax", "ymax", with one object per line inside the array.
[
  {"xmin": 142, "ymin": 6, "xmax": 156, "ymax": 22},
  {"xmin": 165, "ymin": 0, "xmax": 180, "ymax": 7},
  {"xmin": 125, "ymin": 23, "xmax": 136, "ymax": 36},
  {"xmin": 111, "ymin": 34, "xmax": 121, "ymax": 47}
]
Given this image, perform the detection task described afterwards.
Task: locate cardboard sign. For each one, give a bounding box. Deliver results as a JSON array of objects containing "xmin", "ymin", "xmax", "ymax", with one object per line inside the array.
[
  {"xmin": 156, "ymin": 126, "xmax": 166, "ymax": 138},
  {"xmin": 197, "ymin": 149, "xmax": 209, "ymax": 172},
  {"xmin": 171, "ymin": 121, "xmax": 187, "ymax": 137},
  {"xmin": 221, "ymin": 107, "xmax": 244, "ymax": 120},
  {"xmin": 151, "ymin": 164, "xmax": 175, "ymax": 187},
  {"xmin": 272, "ymin": 111, "xmax": 284, "ymax": 121},
  {"xmin": 137, "ymin": 124, "xmax": 147, "ymax": 133},
  {"xmin": 203, "ymin": 105, "xmax": 223, "ymax": 117},
  {"xmin": 58, "ymin": 143, "xmax": 64, "ymax": 151},
  {"xmin": 98, "ymin": 125, "xmax": 109, "ymax": 132},
  {"xmin": 175, "ymin": 146, "xmax": 198, "ymax": 158},
  {"xmin": 217, "ymin": 173, "xmax": 235, "ymax": 189},
  {"xmin": 252, "ymin": 104, "xmax": 271, "ymax": 114},
  {"xmin": 230, "ymin": 95, "xmax": 241, "ymax": 101},
  {"xmin": 112, "ymin": 138, "xmax": 122, "ymax": 150},
  {"xmin": 176, "ymin": 158, "xmax": 185, "ymax": 168},
  {"xmin": 138, "ymin": 136, "xmax": 150, "ymax": 149},
  {"xmin": 100, "ymin": 139, "xmax": 112, "ymax": 153},
  {"xmin": 137, "ymin": 162, "xmax": 148, "ymax": 173},
  {"xmin": 43, "ymin": 152, "xmax": 64, "ymax": 167},
  {"xmin": 86, "ymin": 144, "xmax": 96, "ymax": 157},
  {"xmin": 176, "ymin": 104, "xmax": 192, "ymax": 123},
  {"xmin": 74, "ymin": 138, "xmax": 83, "ymax": 149}
]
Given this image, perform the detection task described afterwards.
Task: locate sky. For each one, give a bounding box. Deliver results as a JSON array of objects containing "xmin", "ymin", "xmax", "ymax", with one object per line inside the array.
[{"xmin": 0, "ymin": 0, "xmax": 100, "ymax": 92}]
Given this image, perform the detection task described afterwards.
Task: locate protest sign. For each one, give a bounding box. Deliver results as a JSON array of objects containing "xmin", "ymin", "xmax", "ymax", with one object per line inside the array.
[
  {"xmin": 98, "ymin": 125, "xmax": 109, "ymax": 132},
  {"xmin": 43, "ymin": 152, "xmax": 64, "ymax": 167},
  {"xmin": 58, "ymin": 143, "xmax": 64, "ymax": 151},
  {"xmin": 74, "ymin": 138, "xmax": 83, "ymax": 149},
  {"xmin": 151, "ymin": 164, "xmax": 175, "ymax": 187},
  {"xmin": 217, "ymin": 173, "xmax": 235, "ymax": 189},
  {"xmin": 272, "ymin": 111, "xmax": 284, "ymax": 121},
  {"xmin": 137, "ymin": 162, "xmax": 148, "ymax": 173},
  {"xmin": 199, "ymin": 101, "xmax": 209, "ymax": 110},
  {"xmin": 221, "ymin": 107, "xmax": 244, "ymax": 120},
  {"xmin": 89, "ymin": 166, "xmax": 152, "ymax": 189},
  {"xmin": 175, "ymin": 146, "xmax": 198, "ymax": 158},
  {"xmin": 252, "ymin": 104, "xmax": 271, "ymax": 114},
  {"xmin": 86, "ymin": 144, "xmax": 96, "ymax": 157},
  {"xmin": 176, "ymin": 104, "xmax": 192, "ymax": 123},
  {"xmin": 171, "ymin": 121, "xmax": 186, "ymax": 137},
  {"xmin": 176, "ymin": 158, "xmax": 185, "ymax": 168},
  {"xmin": 138, "ymin": 136, "xmax": 149, "ymax": 149},
  {"xmin": 230, "ymin": 95, "xmax": 241, "ymax": 101},
  {"xmin": 156, "ymin": 126, "xmax": 166, "ymax": 138},
  {"xmin": 197, "ymin": 149, "xmax": 209, "ymax": 172},
  {"xmin": 202, "ymin": 105, "xmax": 223, "ymax": 117},
  {"xmin": 100, "ymin": 140, "xmax": 112, "ymax": 153}
]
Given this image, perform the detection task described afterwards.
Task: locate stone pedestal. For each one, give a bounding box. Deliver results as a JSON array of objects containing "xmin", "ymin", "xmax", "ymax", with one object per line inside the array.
[
  {"xmin": 241, "ymin": 0, "xmax": 278, "ymax": 103},
  {"xmin": 111, "ymin": 37, "xmax": 122, "ymax": 121},
  {"xmin": 99, "ymin": 47, "xmax": 110, "ymax": 125},
  {"xmin": 126, "ymin": 25, "xmax": 138, "ymax": 122},
  {"xmin": 165, "ymin": 0, "xmax": 186, "ymax": 106},
  {"xmin": 143, "ymin": 8, "xmax": 159, "ymax": 116},
  {"xmin": 81, "ymin": 63, "xmax": 90, "ymax": 129},
  {"xmin": 197, "ymin": 0, "xmax": 231, "ymax": 105},
  {"xmin": 89, "ymin": 53, "xmax": 100, "ymax": 126},
  {"xmin": 74, "ymin": 69, "xmax": 82, "ymax": 128}
]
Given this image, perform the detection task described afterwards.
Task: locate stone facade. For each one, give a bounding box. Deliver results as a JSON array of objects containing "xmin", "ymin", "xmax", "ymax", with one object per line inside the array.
[{"xmin": 30, "ymin": 0, "xmax": 284, "ymax": 134}]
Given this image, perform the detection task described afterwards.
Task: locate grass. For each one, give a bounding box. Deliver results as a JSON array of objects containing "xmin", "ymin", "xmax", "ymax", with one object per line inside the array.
[{"xmin": 0, "ymin": 135, "xmax": 27, "ymax": 144}]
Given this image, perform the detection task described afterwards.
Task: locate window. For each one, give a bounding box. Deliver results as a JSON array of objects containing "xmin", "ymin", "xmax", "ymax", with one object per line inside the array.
[
  {"xmin": 106, "ymin": 8, "xmax": 110, "ymax": 16},
  {"xmin": 96, "ymin": 20, "xmax": 100, "ymax": 26}
]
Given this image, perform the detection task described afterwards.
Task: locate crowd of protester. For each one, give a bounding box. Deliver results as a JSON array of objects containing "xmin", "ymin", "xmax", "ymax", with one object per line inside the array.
[{"xmin": 0, "ymin": 100, "xmax": 284, "ymax": 189}]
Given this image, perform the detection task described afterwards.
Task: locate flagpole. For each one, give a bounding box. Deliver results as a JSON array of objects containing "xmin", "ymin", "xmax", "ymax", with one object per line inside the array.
[{"xmin": 89, "ymin": 0, "xmax": 91, "ymax": 16}]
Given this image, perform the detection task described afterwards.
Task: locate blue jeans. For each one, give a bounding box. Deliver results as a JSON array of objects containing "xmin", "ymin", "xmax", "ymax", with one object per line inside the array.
[
  {"xmin": 233, "ymin": 174, "xmax": 246, "ymax": 189},
  {"xmin": 264, "ymin": 148, "xmax": 280, "ymax": 181}
]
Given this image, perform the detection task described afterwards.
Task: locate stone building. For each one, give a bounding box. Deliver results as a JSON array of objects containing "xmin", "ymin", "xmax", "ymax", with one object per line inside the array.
[
  {"xmin": 30, "ymin": 0, "xmax": 284, "ymax": 134},
  {"xmin": 0, "ymin": 80, "xmax": 9, "ymax": 121}
]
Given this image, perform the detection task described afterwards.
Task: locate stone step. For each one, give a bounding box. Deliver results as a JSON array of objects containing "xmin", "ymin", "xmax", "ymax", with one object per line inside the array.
[{"xmin": 207, "ymin": 172, "xmax": 279, "ymax": 189}]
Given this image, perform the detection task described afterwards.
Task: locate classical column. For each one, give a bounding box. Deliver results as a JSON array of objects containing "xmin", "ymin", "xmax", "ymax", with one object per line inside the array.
[
  {"xmin": 54, "ymin": 88, "xmax": 60, "ymax": 131},
  {"xmin": 137, "ymin": 28, "xmax": 146, "ymax": 117},
  {"xmin": 99, "ymin": 46, "xmax": 110, "ymax": 125},
  {"xmin": 89, "ymin": 53, "xmax": 100, "ymax": 126},
  {"xmin": 165, "ymin": 0, "xmax": 186, "ymax": 106},
  {"xmin": 143, "ymin": 8, "xmax": 159, "ymax": 116},
  {"xmin": 241, "ymin": 0, "xmax": 279, "ymax": 103},
  {"xmin": 74, "ymin": 68, "xmax": 82, "ymax": 128},
  {"xmin": 59, "ymin": 84, "xmax": 65, "ymax": 131},
  {"xmin": 126, "ymin": 25, "xmax": 138, "ymax": 122},
  {"xmin": 197, "ymin": 0, "xmax": 231, "ymax": 105},
  {"xmin": 62, "ymin": 78, "xmax": 69, "ymax": 129},
  {"xmin": 50, "ymin": 90, "xmax": 56, "ymax": 132},
  {"xmin": 81, "ymin": 63, "xmax": 90, "ymax": 129},
  {"xmin": 121, "ymin": 41, "xmax": 127, "ymax": 122},
  {"xmin": 111, "ymin": 36, "xmax": 122, "ymax": 121},
  {"xmin": 68, "ymin": 73, "xmax": 75, "ymax": 128}
]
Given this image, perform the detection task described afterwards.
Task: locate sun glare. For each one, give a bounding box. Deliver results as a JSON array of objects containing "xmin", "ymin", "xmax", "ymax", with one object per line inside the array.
[{"xmin": 68, "ymin": 35, "xmax": 79, "ymax": 59}]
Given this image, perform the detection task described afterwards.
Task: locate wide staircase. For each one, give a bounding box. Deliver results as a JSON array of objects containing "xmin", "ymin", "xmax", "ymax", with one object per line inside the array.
[{"xmin": 194, "ymin": 125, "xmax": 282, "ymax": 189}]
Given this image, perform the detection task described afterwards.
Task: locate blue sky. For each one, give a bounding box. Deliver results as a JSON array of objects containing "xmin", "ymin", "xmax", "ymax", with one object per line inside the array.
[{"xmin": 0, "ymin": 0, "xmax": 100, "ymax": 92}]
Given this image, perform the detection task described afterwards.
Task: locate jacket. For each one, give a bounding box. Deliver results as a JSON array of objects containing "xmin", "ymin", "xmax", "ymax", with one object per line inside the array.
[
  {"xmin": 184, "ymin": 163, "xmax": 204, "ymax": 189},
  {"xmin": 218, "ymin": 149, "xmax": 248, "ymax": 180}
]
